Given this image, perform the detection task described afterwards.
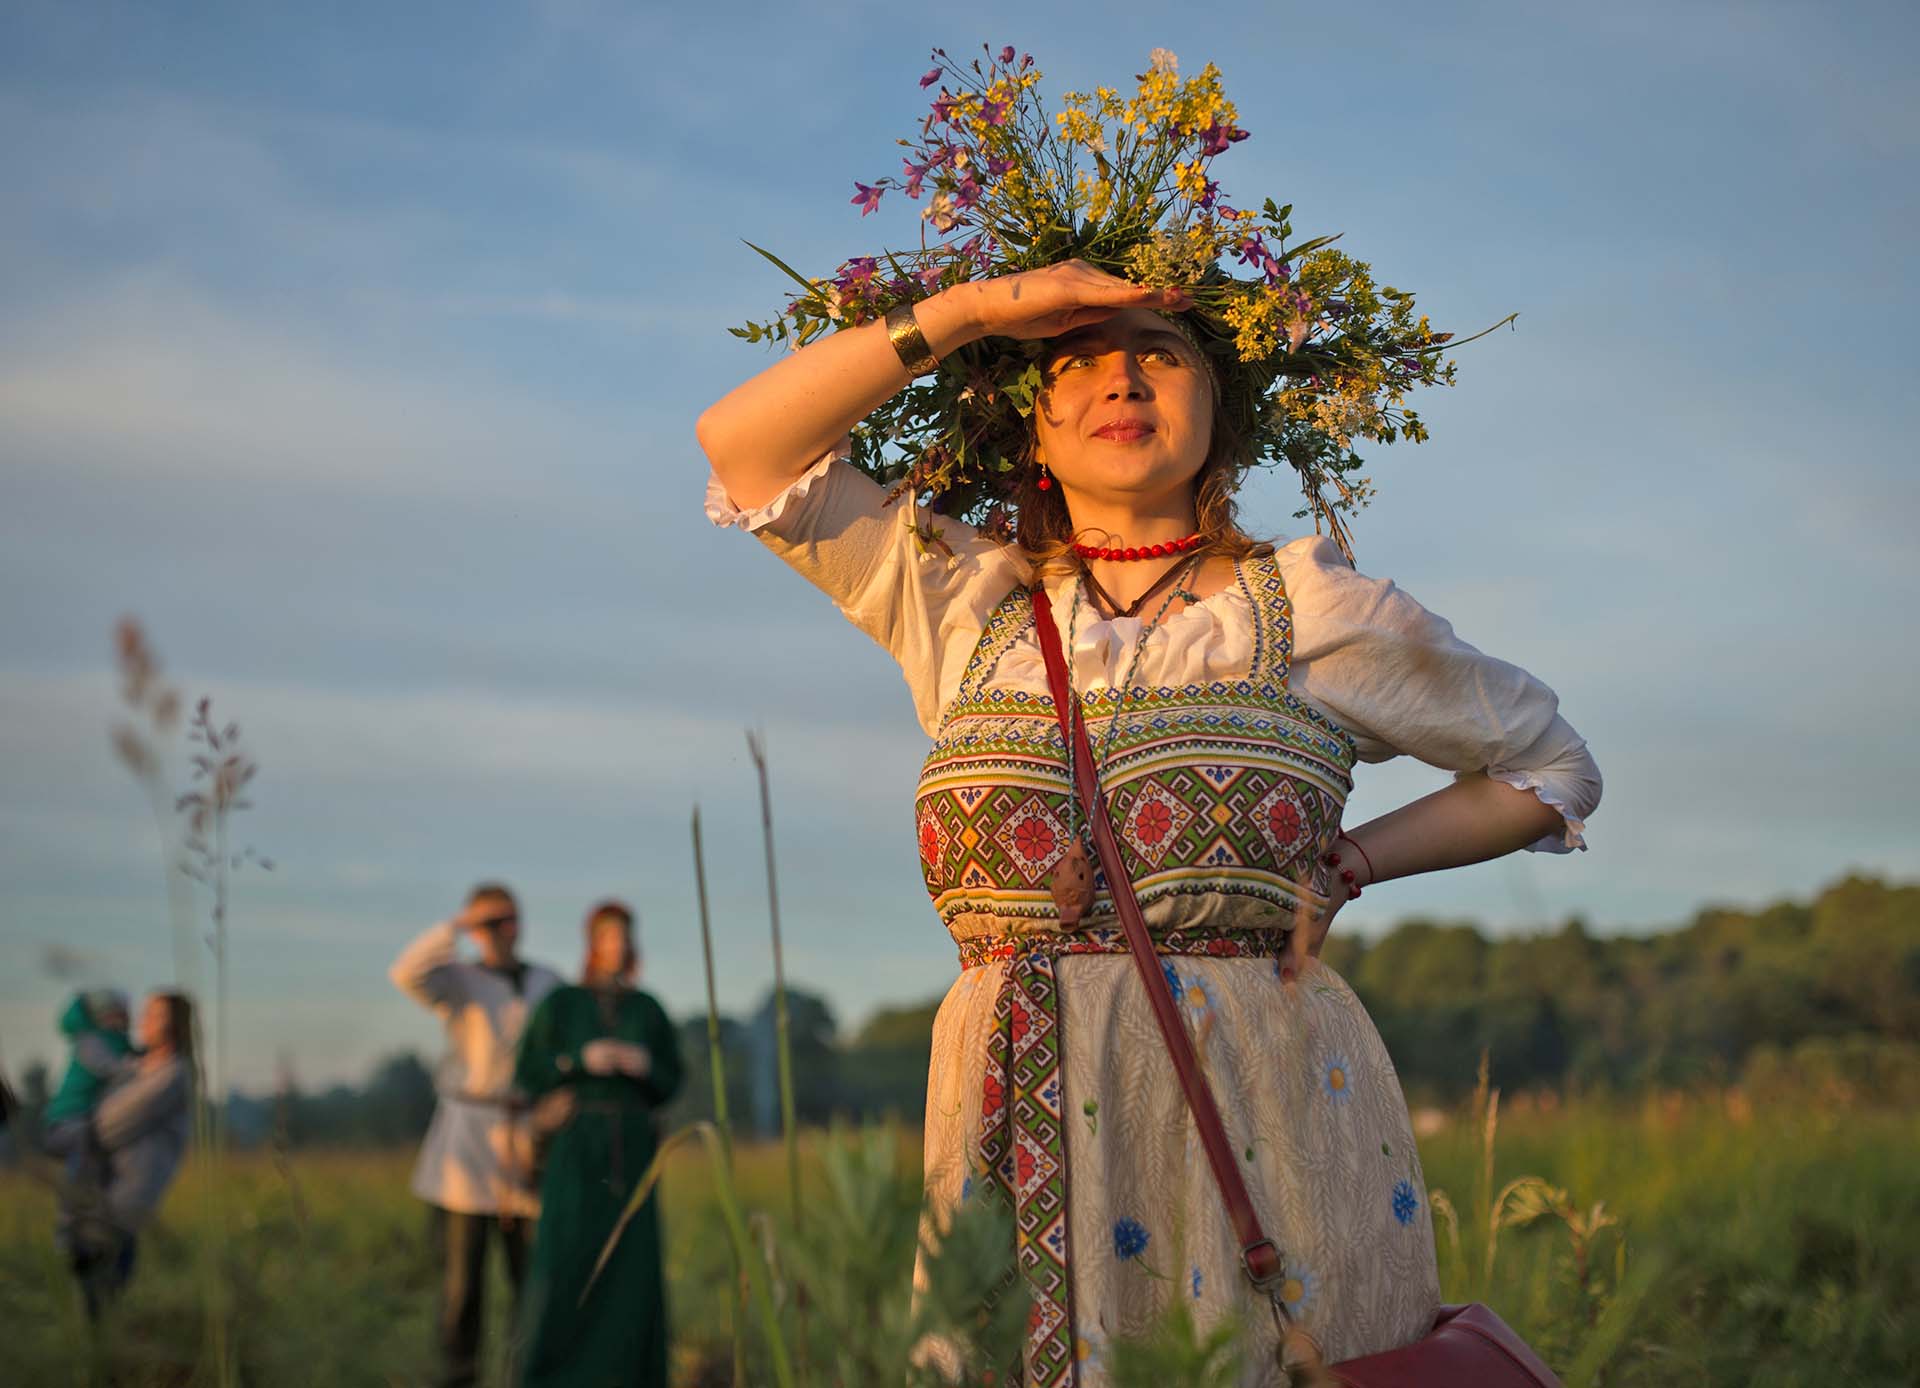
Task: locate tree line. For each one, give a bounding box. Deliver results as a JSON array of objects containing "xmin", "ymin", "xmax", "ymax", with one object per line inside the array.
[{"xmin": 6, "ymin": 873, "xmax": 1912, "ymax": 1155}]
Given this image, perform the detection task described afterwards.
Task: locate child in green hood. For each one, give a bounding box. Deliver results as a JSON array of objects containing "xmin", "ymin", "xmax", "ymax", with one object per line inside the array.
[{"xmin": 44, "ymin": 990, "xmax": 137, "ymax": 1165}]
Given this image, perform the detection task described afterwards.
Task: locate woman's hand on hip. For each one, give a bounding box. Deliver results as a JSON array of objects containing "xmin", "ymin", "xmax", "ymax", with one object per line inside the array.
[{"xmin": 1281, "ymin": 892, "xmax": 1347, "ymax": 983}]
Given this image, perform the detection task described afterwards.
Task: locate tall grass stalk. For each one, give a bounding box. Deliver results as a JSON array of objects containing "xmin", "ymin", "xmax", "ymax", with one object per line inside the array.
[
  {"xmin": 111, "ymin": 621, "xmax": 241, "ymax": 1388},
  {"xmin": 691, "ymin": 804, "xmax": 746, "ymax": 1385},
  {"xmin": 744, "ymin": 730, "xmax": 811, "ymax": 1378},
  {"xmin": 744, "ymin": 731, "xmax": 801, "ymax": 1223}
]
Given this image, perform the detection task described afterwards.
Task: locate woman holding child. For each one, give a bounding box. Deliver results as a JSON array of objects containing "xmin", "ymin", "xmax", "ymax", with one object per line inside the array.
[{"xmin": 53, "ymin": 990, "xmax": 196, "ymax": 1318}]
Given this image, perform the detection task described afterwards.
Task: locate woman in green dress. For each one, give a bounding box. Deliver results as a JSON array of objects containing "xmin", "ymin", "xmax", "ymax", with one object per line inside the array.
[{"xmin": 513, "ymin": 900, "xmax": 684, "ymax": 1387}]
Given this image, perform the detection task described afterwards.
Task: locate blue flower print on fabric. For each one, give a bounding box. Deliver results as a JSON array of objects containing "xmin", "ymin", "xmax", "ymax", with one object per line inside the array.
[
  {"xmin": 1180, "ymin": 974, "xmax": 1217, "ymax": 1026},
  {"xmin": 1162, "ymin": 960, "xmax": 1185, "ymax": 1002},
  {"xmin": 1392, "ymin": 1179, "xmax": 1419, "ymax": 1226},
  {"xmin": 1073, "ymin": 1330, "xmax": 1106, "ymax": 1371},
  {"xmin": 1191, "ymin": 1265, "xmax": 1203, "ymax": 1300},
  {"xmin": 1281, "ymin": 1264, "xmax": 1317, "ymax": 1317},
  {"xmin": 1321, "ymin": 1051, "xmax": 1355, "ymax": 1106},
  {"xmin": 1113, "ymin": 1217, "xmax": 1151, "ymax": 1261},
  {"xmin": 960, "ymin": 1173, "xmax": 973, "ymax": 1204}
]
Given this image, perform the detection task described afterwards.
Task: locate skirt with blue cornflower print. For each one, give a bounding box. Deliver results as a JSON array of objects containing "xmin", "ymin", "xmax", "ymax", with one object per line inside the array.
[{"xmin": 918, "ymin": 953, "xmax": 1440, "ymax": 1384}]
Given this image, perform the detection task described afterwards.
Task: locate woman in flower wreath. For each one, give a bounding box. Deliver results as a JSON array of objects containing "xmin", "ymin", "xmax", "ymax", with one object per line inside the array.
[{"xmin": 700, "ymin": 46, "xmax": 1599, "ymax": 1383}]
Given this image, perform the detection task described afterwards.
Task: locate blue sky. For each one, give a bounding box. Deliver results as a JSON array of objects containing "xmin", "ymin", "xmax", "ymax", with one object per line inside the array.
[{"xmin": 2, "ymin": 1, "xmax": 1915, "ymax": 1088}]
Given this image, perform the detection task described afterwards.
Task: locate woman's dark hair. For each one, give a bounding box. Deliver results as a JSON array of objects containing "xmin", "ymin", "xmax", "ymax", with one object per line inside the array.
[
  {"xmin": 152, "ymin": 990, "xmax": 196, "ymax": 1066},
  {"xmin": 581, "ymin": 900, "xmax": 637, "ymax": 984},
  {"xmin": 1012, "ymin": 382, "xmax": 1272, "ymax": 574}
]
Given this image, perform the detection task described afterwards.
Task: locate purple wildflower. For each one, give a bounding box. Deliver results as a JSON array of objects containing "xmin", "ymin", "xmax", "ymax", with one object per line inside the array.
[
  {"xmin": 902, "ymin": 158, "xmax": 927, "ymax": 198},
  {"xmin": 953, "ymin": 173, "xmax": 981, "ymax": 209},
  {"xmin": 851, "ymin": 182, "xmax": 884, "ymax": 216},
  {"xmin": 842, "ymin": 256, "xmax": 878, "ymax": 283},
  {"xmin": 999, "ymin": 45, "xmax": 1015, "ymax": 64},
  {"xmin": 981, "ymin": 97, "xmax": 1011, "ymax": 126},
  {"xmin": 985, "ymin": 154, "xmax": 1014, "ymax": 178},
  {"xmin": 931, "ymin": 94, "xmax": 958, "ymax": 125},
  {"xmin": 1197, "ymin": 122, "xmax": 1251, "ymax": 157},
  {"xmin": 919, "ymin": 67, "xmax": 942, "ymax": 88},
  {"xmin": 1233, "ymin": 234, "xmax": 1268, "ymax": 268},
  {"xmin": 916, "ymin": 263, "xmax": 946, "ymax": 292},
  {"xmin": 1197, "ymin": 178, "xmax": 1220, "ymax": 210}
]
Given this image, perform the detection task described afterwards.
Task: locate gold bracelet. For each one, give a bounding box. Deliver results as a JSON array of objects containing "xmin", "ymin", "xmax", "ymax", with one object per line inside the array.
[{"xmin": 884, "ymin": 303, "xmax": 940, "ymax": 377}]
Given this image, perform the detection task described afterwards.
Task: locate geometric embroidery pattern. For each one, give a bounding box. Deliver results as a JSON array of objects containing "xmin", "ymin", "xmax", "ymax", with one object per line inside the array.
[
  {"xmin": 992, "ymin": 795, "xmax": 1072, "ymax": 884},
  {"xmin": 1251, "ymin": 778, "xmax": 1313, "ymax": 861},
  {"xmin": 917, "ymin": 556, "xmax": 1358, "ymax": 931},
  {"xmin": 1120, "ymin": 777, "xmax": 1196, "ymax": 868},
  {"xmin": 978, "ymin": 948, "xmax": 1074, "ymax": 1387},
  {"xmin": 926, "ymin": 555, "xmax": 1362, "ymax": 1379}
]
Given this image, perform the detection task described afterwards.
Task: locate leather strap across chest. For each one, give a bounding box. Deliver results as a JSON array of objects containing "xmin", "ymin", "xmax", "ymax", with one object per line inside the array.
[{"xmin": 1027, "ymin": 585, "xmax": 1293, "ymax": 1303}]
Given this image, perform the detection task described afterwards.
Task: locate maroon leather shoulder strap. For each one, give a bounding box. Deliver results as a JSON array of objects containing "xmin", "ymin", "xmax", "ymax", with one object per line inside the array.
[{"xmin": 1028, "ymin": 586, "xmax": 1287, "ymax": 1294}]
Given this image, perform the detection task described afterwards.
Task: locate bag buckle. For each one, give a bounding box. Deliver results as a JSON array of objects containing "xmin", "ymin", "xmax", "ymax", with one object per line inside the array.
[{"xmin": 1240, "ymin": 1237, "xmax": 1283, "ymax": 1286}]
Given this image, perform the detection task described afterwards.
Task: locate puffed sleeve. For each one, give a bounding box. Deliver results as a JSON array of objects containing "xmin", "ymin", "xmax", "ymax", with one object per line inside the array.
[
  {"xmin": 706, "ymin": 442, "xmax": 1029, "ymax": 735},
  {"xmin": 1276, "ymin": 536, "xmax": 1602, "ymax": 852}
]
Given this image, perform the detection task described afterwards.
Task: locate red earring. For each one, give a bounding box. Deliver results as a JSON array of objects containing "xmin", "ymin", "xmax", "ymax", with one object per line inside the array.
[{"xmin": 1037, "ymin": 461, "xmax": 1053, "ymax": 491}]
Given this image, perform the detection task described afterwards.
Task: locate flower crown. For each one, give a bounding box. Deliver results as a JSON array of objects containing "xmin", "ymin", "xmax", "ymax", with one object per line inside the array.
[{"xmin": 732, "ymin": 45, "xmax": 1511, "ymax": 559}]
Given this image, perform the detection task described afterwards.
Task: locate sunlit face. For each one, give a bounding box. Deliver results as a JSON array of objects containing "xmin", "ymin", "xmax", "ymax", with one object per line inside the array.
[
  {"xmin": 1033, "ymin": 308, "xmax": 1215, "ymax": 508},
  {"xmin": 138, "ymin": 995, "xmax": 171, "ymax": 1052},
  {"xmin": 586, "ymin": 917, "xmax": 633, "ymax": 982},
  {"xmin": 471, "ymin": 896, "xmax": 520, "ymax": 963}
]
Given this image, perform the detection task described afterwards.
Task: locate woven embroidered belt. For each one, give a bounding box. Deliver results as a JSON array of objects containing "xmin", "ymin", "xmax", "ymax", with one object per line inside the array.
[
  {"xmin": 956, "ymin": 923, "xmax": 1289, "ymax": 970},
  {"xmin": 959, "ymin": 924, "xmax": 1285, "ymax": 1386}
]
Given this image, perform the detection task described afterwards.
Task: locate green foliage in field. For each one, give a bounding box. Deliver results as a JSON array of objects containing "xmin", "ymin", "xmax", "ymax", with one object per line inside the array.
[
  {"xmin": 2, "ymin": 1152, "xmax": 445, "ymax": 1387},
  {"xmin": 5, "ymin": 1094, "xmax": 1915, "ymax": 1386}
]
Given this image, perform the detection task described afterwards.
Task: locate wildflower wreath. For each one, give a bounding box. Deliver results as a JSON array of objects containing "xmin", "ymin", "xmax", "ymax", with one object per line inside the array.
[{"xmin": 732, "ymin": 44, "xmax": 1511, "ymax": 559}]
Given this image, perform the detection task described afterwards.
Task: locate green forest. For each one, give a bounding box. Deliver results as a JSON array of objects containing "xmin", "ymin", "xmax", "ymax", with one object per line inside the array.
[
  {"xmin": 677, "ymin": 871, "xmax": 1920, "ymax": 1122},
  {"xmin": 10, "ymin": 873, "xmax": 1909, "ymax": 1151}
]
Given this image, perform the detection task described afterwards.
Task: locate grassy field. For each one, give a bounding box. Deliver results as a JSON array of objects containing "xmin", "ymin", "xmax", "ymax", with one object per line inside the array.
[{"xmin": 3, "ymin": 1093, "xmax": 1915, "ymax": 1386}]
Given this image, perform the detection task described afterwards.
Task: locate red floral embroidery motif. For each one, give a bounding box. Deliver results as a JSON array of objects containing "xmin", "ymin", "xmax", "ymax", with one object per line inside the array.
[
  {"xmin": 1133, "ymin": 799, "xmax": 1175, "ymax": 846},
  {"xmin": 918, "ymin": 815, "xmax": 941, "ymax": 867},
  {"xmin": 981, "ymin": 1071, "xmax": 1005, "ymax": 1118},
  {"xmin": 1016, "ymin": 1144, "xmax": 1036, "ymax": 1187},
  {"xmin": 1268, "ymin": 797, "xmax": 1303, "ymax": 848},
  {"xmin": 1205, "ymin": 937, "xmax": 1238, "ymax": 956},
  {"xmin": 1009, "ymin": 999, "xmax": 1030, "ymax": 1045},
  {"xmin": 1012, "ymin": 815, "xmax": 1057, "ymax": 862}
]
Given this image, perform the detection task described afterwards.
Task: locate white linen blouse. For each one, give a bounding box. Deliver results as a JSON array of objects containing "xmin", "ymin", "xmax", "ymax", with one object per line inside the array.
[{"xmin": 707, "ymin": 450, "xmax": 1600, "ymax": 852}]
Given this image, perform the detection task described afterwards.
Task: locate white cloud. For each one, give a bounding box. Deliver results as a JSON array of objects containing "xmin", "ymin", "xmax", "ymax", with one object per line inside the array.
[{"xmin": 0, "ymin": 274, "xmax": 608, "ymax": 498}]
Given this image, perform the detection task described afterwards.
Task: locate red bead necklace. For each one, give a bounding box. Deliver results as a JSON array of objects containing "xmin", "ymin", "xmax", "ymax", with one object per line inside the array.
[{"xmin": 1071, "ymin": 533, "xmax": 1205, "ymax": 563}]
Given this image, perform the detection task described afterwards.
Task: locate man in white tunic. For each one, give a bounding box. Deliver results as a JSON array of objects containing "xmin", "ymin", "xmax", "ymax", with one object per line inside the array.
[{"xmin": 391, "ymin": 883, "xmax": 560, "ymax": 1388}]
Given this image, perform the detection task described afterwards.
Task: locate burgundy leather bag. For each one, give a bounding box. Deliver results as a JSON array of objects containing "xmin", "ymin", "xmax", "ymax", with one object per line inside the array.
[{"xmin": 1028, "ymin": 587, "xmax": 1559, "ymax": 1387}]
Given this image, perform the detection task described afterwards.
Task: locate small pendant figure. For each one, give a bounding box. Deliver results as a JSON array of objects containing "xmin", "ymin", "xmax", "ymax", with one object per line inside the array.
[{"xmin": 1051, "ymin": 841, "xmax": 1095, "ymax": 926}]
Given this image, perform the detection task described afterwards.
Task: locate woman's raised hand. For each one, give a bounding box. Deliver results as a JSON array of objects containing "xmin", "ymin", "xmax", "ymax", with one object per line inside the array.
[
  {"xmin": 939, "ymin": 260, "xmax": 1191, "ymax": 345},
  {"xmin": 699, "ymin": 260, "xmax": 1190, "ymax": 513}
]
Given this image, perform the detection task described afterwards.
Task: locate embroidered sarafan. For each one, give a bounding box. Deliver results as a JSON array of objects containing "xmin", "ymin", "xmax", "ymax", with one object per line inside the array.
[
  {"xmin": 916, "ymin": 555, "xmax": 1394, "ymax": 1386},
  {"xmin": 917, "ymin": 556, "xmax": 1358, "ymax": 935}
]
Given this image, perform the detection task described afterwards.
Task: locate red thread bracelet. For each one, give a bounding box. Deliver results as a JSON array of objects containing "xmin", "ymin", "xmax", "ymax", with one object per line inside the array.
[{"xmin": 1338, "ymin": 834, "xmax": 1376, "ymax": 887}]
